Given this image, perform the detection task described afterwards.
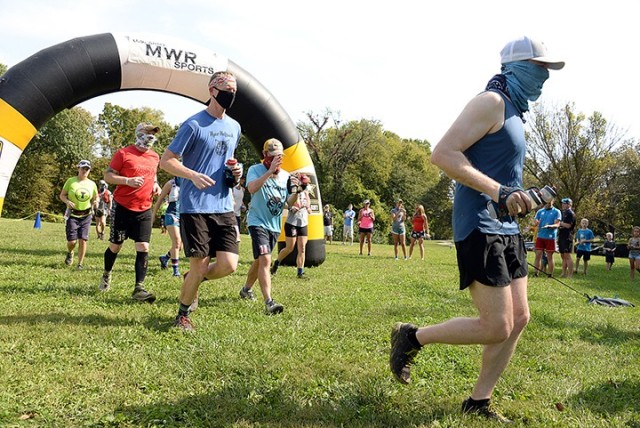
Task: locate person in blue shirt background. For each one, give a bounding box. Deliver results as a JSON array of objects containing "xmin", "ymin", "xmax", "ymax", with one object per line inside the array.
[
  {"xmin": 533, "ymin": 199, "xmax": 561, "ymax": 276},
  {"xmin": 574, "ymin": 218, "xmax": 595, "ymax": 275}
]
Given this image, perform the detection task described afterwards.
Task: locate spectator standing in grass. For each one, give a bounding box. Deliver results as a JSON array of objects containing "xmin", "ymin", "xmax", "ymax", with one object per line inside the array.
[
  {"xmin": 603, "ymin": 232, "xmax": 616, "ymax": 271},
  {"xmin": 323, "ymin": 204, "xmax": 334, "ymax": 244},
  {"xmin": 390, "ymin": 36, "xmax": 564, "ymax": 422},
  {"xmin": 342, "ymin": 203, "xmax": 356, "ymax": 246},
  {"xmin": 627, "ymin": 226, "xmax": 640, "ymax": 280},
  {"xmin": 533, "ymin": 199, "xmax": 561, "ymax": 276},
  {"xmin": 408, "ymin": 204, "xmax": 430, "ymax": 260},
  {"xmin": 358, "ymin": 200, "xmax": 375, "ymax": 256},
  {"xmin": 391, "ymin": 199, "xmax": 408, "ymax": 260},
  {"xmin": 558, "ymin": 197, "xmax": 577, "ymax": 278},
  {"xmin": 574, "ymin": 218, "xmax": 595, "ymax": 275}
]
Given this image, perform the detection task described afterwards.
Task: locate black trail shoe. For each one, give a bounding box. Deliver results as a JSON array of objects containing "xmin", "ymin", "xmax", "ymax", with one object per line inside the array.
[
  {"xmin": 390, "ymin": 322, "xmax": 421, "ymax": 384},
  {"xmin": 462, "ymin": 398, "xmax": 513, "ymax": 423}
]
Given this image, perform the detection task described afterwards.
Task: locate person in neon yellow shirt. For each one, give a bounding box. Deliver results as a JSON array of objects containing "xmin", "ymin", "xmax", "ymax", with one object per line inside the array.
[{"xmin": 59, "ymin": 160, "xmax": 98, "ymax": 269}]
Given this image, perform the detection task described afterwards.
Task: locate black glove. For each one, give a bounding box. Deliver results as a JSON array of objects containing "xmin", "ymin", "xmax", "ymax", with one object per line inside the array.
[{"xmin": 489, "ymin": 186, "xmax": 526, "ymax": 219}]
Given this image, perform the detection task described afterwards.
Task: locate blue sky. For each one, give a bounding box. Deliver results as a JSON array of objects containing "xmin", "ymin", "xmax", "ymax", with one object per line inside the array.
[{"xmin": 1, "ymin": 0, "xmax": 638, "ymax": 144}]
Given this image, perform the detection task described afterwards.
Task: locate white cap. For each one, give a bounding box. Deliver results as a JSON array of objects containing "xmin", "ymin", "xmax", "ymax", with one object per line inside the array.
[{"xmin": 500, "ymin": 36, "xmax": 565, "ymax": 70}]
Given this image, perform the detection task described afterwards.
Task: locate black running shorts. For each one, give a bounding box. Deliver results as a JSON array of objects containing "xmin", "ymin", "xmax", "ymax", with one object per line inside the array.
[
  {"xmin": 180, "ymin": 212, "xmax": 239, "ymax": 258},
  {"xmin": 455, "ymin": 229, "xmax": 528, "ymax": 290}
]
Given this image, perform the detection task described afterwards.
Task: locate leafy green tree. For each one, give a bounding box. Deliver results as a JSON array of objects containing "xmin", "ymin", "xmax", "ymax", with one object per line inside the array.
[
  {"xmin": 298, "ymin": 111, "xmax": 440, "ymax": 242},
  {"xmin": 595, "ymin": 141, "xmax": 640, "ymax": 237},
  {"xmin": 0, "ymin": 62, "xmax": 7, "ymax": 76},
  {"xmin": 525, "ymin": 103, "xmax": 625, "ymax": 215},
  {"xmin": 2, "ymin": 152, "xmax": 58, "ymax": 219},
  {"xmin": 421, "ymin": 172, "xmax": 454, "ymax": 240},
  {"xmin": 4, "ymin": 107, "xmax": 95, "ymax": 217}
]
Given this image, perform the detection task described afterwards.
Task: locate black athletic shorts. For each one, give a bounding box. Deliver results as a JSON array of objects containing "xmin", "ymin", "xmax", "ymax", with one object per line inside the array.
[
  {"xmin": 180, "ymin": 212, "xmax": 239, "ymax": 258},
  {"xmin": 455, "ymin": 229, "xmax": 528, "ymax": 290},
  {"xmin": 248, "ymin": 226, "xmax": 279, "ymax": 260},
  {"xmin": 110, "ymin": 203, "xmax": 152, "ymax": 244},
  {"xmin": 576, "ymin": 249, "xmax": 591, "ymax": 261},
  {"xmin": 558, "ymin": 237, "xmax": 573, "ymax": 254},
  {"xmin": 284, "ymin": 223, "xmax": 308, "ymax": 238}
]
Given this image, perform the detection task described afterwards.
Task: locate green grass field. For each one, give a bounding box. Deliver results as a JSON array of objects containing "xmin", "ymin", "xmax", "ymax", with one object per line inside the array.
[{"xmin": 0, "ymin": 218, "xmax": 638, "ymax": 427}]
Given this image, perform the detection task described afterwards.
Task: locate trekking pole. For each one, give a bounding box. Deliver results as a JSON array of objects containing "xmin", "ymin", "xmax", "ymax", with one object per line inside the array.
[{"xmin": 527, "ymin": 262, "xmax": 590, "ymax": 299}]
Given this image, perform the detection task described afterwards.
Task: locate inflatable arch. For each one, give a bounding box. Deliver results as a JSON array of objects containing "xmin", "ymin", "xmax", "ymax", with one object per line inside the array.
[{"xmin": 0, "ymin": 33, "xmax": 325, "ymax": 266}]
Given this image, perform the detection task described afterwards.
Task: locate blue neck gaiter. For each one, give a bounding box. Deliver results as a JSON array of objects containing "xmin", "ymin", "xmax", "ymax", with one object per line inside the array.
[{"xmin": 501, "ymin": 61, "xmax": 549, "ymax": 114}]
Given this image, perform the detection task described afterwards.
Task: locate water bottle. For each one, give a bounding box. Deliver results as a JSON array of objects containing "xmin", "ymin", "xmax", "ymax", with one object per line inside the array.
[{"xmin": 487, "ymin": 185, "xmax": 557, "ymax": 219}]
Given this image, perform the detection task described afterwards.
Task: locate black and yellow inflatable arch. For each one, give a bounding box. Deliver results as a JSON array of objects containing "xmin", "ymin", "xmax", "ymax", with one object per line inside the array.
[{"xmin": 0, "ymin": 32, "xmax": 325, "ymax": 266}]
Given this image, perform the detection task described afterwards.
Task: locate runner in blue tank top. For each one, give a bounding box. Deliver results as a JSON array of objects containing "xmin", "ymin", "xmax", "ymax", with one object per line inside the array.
[{"xmin": 390, "ymin": 37, "xmax": 565, "ymax": 422}]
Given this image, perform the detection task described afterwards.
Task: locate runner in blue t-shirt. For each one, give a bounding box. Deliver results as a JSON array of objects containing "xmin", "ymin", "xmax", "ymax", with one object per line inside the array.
[
  {"xmin": 160, "ymin": 71, "xmax": 243, "ymax": 332},
  {"xmin": 240, "ymin": 139, "xmax": 302, "ymax": 315}
]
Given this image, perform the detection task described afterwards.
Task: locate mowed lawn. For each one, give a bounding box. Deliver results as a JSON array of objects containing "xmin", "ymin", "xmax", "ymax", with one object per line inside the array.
[{"xmin": 0, "ymin": 218, "xmax": 638, "ymax": 427}]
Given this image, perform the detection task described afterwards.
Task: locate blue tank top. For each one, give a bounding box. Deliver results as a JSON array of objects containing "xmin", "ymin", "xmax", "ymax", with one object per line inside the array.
[{"xmin": 452, "ymin": 90, "xmax": 525, "ymax": 242}]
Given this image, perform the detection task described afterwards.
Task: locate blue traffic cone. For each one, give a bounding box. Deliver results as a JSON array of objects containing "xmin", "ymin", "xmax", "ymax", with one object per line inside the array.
[{"xmin": 34, "ymin": 211, "xmax": 42, "ymax": 229}]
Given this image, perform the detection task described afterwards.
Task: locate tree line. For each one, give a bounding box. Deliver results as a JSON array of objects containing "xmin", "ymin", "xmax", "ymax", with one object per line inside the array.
[{"xmin": 2, "ymin": 62, "xmax": 638, "ymax": 241}]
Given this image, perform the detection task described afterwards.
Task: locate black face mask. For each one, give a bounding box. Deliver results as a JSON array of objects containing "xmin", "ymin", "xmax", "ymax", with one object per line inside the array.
[{"xmin": 214, "ymin": 89, "xmax": 236, "ymax": 109}]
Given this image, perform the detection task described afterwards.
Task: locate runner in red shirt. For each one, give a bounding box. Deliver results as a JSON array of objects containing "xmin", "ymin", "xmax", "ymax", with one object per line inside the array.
[{"xmin": 99, "ymin": 123, "xmax": 162, "ymax": 303}]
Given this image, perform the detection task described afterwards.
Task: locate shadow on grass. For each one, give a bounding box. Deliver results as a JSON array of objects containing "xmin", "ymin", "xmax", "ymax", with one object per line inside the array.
[
  {"xmin": 534, "ymin": 311, "xmax": 640, "ymax": 345},
  {"xmin": 108, "ymin": 383, "xmax": 452, "ymax": 428},
  {"xmin": 570, "ymin": 379, "xmax": 640, "ymax": 416},
  {"xmin": 0, "ymin": 246, "xmax": 61, "ymax": 258},
  {"xmin": 0, "ymin": 312, "xmax": 138, "ymax": 328}
]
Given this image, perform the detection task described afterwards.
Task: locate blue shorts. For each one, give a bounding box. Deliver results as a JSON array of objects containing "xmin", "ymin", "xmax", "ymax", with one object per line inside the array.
[
  {"xmin": 66, "ymin": 215, "xmax": 92, "ymax": 241},
  {"xmin": 164, "ymin": 213, "xmax": 180, "ymax": 227},
  {"xmin": 249, "ymin": 226, "xmax": 279, "ymax": 259}
]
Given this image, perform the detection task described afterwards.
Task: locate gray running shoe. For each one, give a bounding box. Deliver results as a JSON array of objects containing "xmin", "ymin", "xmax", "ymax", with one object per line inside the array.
[
  {"xmin": 99, "ymin": 271, "xmax": 112, "ymax": 291},
  {"xmin": 390, "ymin": 322, "xmax": 422, "ymax": 384},
  {"xmin": 77, "ymin": 264, "xmax": 84, "ymax": 270},
  {"xmin": 65, "ymin": 252, "xmax": 73, "ymax": 266},
  {"xmin": 239, "ymin": 287, "xmax": 255, "ymax": 301},
  {"xmin": 265, "ymin": 300, "xmax": 284, "ymax": 315},
  {"xmin": 131, "ymin": 287, "xmax": 156, "ymax": 304},
  {"xmin": 174, "ymin": 314, "xmax": 194, "ymax": 332}
]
